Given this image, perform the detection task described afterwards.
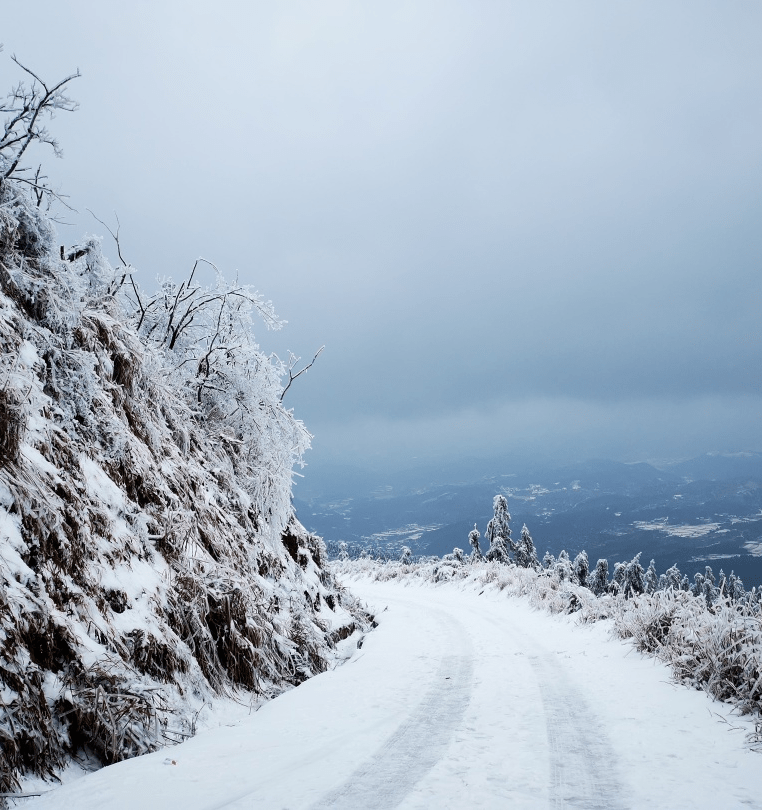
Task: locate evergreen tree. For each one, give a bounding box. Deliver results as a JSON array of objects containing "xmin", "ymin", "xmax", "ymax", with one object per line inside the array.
[
  {"xmin": 623, "ymin": 553, "xmax": 645, "ymax": 597},
  {"xmin": 485, "ymin": 494, "xmax": 512, "ymax": 564},
  {"xmin": 515, "ymin": 524, "xmax": 539, "ymax": 569},
  {"xmin": 400, "ymin": 546, "xmax": 412, "ymax": 565},
  {"xmin": 728, "ymin": 571, "xmax": 746, "ymax": 602},
  {"xmin": 664, "ymin": 564, "xmax": 682, "ymax": 591},
  {"xmin": 691, "ymin": 571, "xmax": 705, "ymax": 598},
  {"xmin": 468, "ymin": 524, "xmax": 482, "ymax": 560},
  {"xmin": 542, "ymin": 551, "xmax": 556, "ymax": 570},
  {"xmin": 554, "ymin": 550, "xmax": 573, "ymax": 582},
  {"xmin": 589, "ymin": 558, "xmax": 609, "ymax": 596},
  {"xmin": 612, "ymin": 561, "xmax": 627, "ymax": 594},
  {"xmin": 573, "ymin": 551, "xmax": 589, "ymax": 588},
  {"xmin": 644, "ymin": 559, "xmax": 658, "ymax": 594}
]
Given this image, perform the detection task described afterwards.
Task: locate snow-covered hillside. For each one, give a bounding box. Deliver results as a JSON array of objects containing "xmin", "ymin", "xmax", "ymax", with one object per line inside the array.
[{"xmin": 0, "ymin": 150, "xmax": 369, "ymax": 797}]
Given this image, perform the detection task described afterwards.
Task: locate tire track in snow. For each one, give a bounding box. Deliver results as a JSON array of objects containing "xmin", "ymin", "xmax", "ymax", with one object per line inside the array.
[
  {"xmin": 471, "ymin": 599, "xmax": 626, "ymax": 810},
  {"xmin": 527, "ymin": 649, "xmax": 627, "ymax": 810},
  {"xmin": 310, "ymin": 606, "xmax": 473, "ymax": 810}
]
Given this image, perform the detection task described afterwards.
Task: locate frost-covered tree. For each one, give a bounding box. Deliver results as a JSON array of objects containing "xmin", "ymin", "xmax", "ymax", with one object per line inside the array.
[
  {"xmin": 485, "ymin": 494, "xmax": 512, "ymax": 564},
  {"xmin": 728, "ymin": 571, "xmax": 746, "ymax": 602},
  {"xmin": 468, "ymin": 523, "xmax": 482, "ymax": 560},
  {"xmin": 400, "ymin": 546, "xmax": 413, "ymax": 565},
  {"xmin": 554, "ymin": 550, "xmax": 573, "ymax": 582},
  {"xmin": 644, "ymin": 559, "xmax": 658, "ymax": 595},
  {"xmin": 542, "ymin": 551, "xmax": 556, "ymax": 570},
  {"xmin": 623, "ymin": 553, "xmax": 645, "ymax": 597},
  {"xmin": 611, "ymin": 561, "xmax": 627, "ymax": 595},
  {"xmin": 116, "ymin": 261, "xmax": 311, "ymax": 536},
  {"xmin": 0, "ymin": 50, "xmax": 80, "ymax": 205},
  {"xmin": 664, "ymin": 564, "xmax": 683, "ymax": 592},
  {"xmin": 589, "ymin": 558, "xmax": 609, "ymax": 596},
  {"xmin": 691, "ymin": 571, "xmax": 705, "ymax": 599},
  {"xmin": 573, "ymin": 551, "xmax": 589, "ymax": 588},
  {"xmin": 515, "ymin": 524, "xmax": 539, "ymax": 569}
]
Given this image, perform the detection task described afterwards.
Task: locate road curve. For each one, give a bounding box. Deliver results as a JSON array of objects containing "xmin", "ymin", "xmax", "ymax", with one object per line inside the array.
[
  {"xmin": 24, "ymin": 576, "xmax": 762, "ymax": 810},
  {"xmin": 311, "ymin": 603, "xmax": 473, "ymax": 809}
]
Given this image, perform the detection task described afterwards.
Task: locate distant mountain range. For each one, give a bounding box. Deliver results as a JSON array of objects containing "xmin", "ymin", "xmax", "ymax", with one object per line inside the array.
[{"xmin": 294, "ymin": 451, "xmax": 762, "ymax": 588}]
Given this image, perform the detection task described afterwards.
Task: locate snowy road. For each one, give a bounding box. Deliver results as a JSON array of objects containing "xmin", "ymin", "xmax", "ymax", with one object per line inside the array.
[{"xmin": 23, "ymin": 577, "xmax": 762, "ymax": 809}]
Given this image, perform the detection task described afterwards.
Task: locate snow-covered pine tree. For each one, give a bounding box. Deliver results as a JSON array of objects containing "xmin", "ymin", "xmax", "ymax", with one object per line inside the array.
[
  {"xmin": 644, "ymin": 559, "xmax": 658, "ymax": 595},
  {"xmin": 468, "ymin": 524, "xmax": 482, "ymax": 559},
  {"xmin": 589, "ymin": 558, "xmax": 609, "ymax": 596},
  {"xmin": 664, "ymin": 564, "xmax": 683, "ymax": 592},
  {"xmin": 554, "ymin": 550, "xmax": 573, "ymax": 582},
  {"xmin": 573, "ymin": 551, "xmax": 589, "ymax": 588},
  {"xmin": 485, "ymin": 494, "xmax": 512, "ymax": 564},
  {"xmin": 611, "ymin": 561, "xmax": 627, "ymax": 595},
  {"xmin": 623, "ymin": 553, "xmax": 645, "ymax": 597},
  {"xmin": 515, "ymin": 524, "xmax": 539, "ymax": 569},
  {"xmin": 691, "ymin": 571, "xmax": 706, "ymax": 598}
]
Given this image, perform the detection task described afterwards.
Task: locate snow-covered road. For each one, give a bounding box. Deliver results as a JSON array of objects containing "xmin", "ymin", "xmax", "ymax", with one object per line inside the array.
[{"xmin": 22, "ymin": 578, "xmax": 762, "ymax": 809}]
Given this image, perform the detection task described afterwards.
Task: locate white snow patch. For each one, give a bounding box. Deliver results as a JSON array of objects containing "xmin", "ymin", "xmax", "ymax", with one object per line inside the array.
[{"xmin": 634, "ymin": 518, "xmax": 721, "ymax": 538}]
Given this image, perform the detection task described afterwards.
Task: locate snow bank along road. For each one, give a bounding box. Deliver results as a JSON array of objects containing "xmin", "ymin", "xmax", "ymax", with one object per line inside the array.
[{"xmin": 23, "ymin": 577, "xmax": 762, "ymax": 809}]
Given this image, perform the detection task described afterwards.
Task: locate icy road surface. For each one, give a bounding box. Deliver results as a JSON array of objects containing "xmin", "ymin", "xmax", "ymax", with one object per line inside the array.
[{"xmin": 23, "ymin": 577, "xmax": 762, "ymax": 809}]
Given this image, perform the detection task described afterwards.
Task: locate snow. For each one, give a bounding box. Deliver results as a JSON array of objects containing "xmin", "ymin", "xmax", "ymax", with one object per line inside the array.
[
  {"xmin": 18, "ymin": 576, "xmax": 762, "ymax": 809},
  {"xmin": 634, "ymin": 518, "xmax": 722, "ymax": 538}
]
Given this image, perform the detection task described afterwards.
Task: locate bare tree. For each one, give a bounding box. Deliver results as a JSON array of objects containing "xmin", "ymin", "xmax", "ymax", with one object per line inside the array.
[{"xmin": 0, "ymin": 47, "xmax": 80, "ymax": 205}]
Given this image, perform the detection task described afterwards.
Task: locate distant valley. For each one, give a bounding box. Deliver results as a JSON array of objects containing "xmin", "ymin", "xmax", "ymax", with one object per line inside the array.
[{"xmin": 295, "ymin": 452, "xmax": 762, "ymax": 588}]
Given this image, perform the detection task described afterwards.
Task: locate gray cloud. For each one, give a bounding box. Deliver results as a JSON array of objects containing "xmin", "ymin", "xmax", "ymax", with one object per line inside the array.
[{"xmin": 4, "ymin": 0, "xmax": 760, "ymax": 467}]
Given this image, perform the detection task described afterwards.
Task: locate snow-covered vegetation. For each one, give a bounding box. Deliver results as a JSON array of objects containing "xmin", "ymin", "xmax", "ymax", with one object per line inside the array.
[
  {"xmin": 335, "ymin": 494, "xmax": 762, "ymax": 729},
  {"xmin": 0, "ymin": 56, "xmax": 370, "ymax": 799}
]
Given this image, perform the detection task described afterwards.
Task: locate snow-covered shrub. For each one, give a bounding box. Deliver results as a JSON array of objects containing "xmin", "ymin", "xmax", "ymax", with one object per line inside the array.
[{"xmin": 613, "ymin": 590, "xmax": 762, "ymax": 715}]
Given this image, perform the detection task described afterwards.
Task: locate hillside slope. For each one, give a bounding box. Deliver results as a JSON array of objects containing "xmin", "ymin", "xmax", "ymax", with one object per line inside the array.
[{"xmin": 0, "ymin": 178, "xmax": 368, "ymax": 796}]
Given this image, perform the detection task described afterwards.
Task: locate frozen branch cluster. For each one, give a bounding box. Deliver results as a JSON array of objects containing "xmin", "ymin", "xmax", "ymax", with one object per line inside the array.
[
  {"xmin": 0, "ymin": 49, "xmax": 79, "ymax": 208},
  {"xmin": 0, "ymin": 71, "xmax": 369, "ymax": 797}
]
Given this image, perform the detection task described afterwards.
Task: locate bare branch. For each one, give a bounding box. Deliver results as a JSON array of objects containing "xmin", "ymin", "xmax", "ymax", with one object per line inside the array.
[
  {"xmin": 280, "ymin": 346, "xmax": 324, "ymax": 402},
  {"xmin": 0, "ymin": 54, "xmax": 80, "ymax": 203}
]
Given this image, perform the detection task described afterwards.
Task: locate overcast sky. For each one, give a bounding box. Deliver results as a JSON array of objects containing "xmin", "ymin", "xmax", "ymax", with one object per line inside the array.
[{"xmin": 4, "ymin": 1, "xmax": 761, "ymax": 472}]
